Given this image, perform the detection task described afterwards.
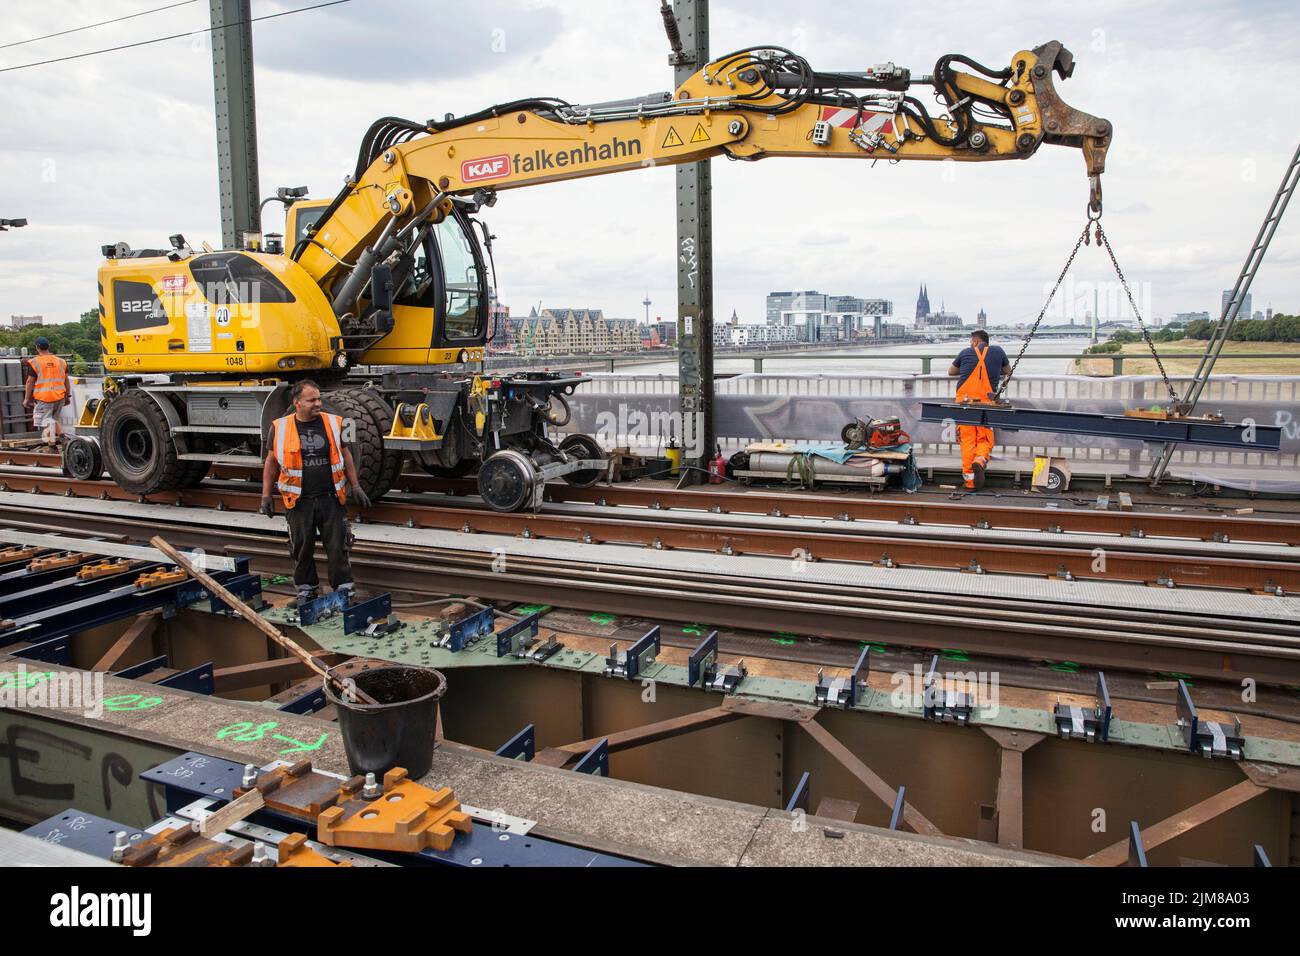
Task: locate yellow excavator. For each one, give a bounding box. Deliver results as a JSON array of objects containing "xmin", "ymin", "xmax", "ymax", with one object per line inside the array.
[{"xmin": 76, "ymin": 39, "xmax": 1110, "ymax": 511}]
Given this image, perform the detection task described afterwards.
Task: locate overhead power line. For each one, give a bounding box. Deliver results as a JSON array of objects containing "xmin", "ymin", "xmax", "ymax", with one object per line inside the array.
[
  {"xmin": 0, "ymin": 1, "xmax": 200, "ymax": 52},
  {"xmin": 0, "ymin": 0, "xmax": 353, "ymax": 73}
]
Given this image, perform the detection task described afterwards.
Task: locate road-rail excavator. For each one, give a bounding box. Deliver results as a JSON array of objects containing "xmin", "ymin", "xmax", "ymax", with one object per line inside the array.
[{"xmin": 76, "ymin": 38, "xmax": 1110, "ymax": 511}]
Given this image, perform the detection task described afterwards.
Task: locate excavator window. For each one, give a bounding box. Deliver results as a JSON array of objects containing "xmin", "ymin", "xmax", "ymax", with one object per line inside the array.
[{"xmin": 431, "ymin": 213, "xmax": 483, "ymax": 341}]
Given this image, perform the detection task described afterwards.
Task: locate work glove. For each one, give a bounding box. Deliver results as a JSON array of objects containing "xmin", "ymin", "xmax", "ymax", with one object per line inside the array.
[
  {"xmin": 259, "ymin": 496, "xmax": 275, "ymax": 518},
  {"xmin": 350, "ymin": 485, "xmax": 372, "ymax": 509}
]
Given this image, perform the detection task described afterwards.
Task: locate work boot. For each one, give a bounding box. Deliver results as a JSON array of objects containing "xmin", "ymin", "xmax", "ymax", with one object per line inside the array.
[
  {"xmin": 963, "ymin": 471, "xmax": 976, "ymax": 490},
  {"xmin": 296, "ymin": 585, "xmax": 319, "ymax": 606},
  {"xmin": 972, "ymin": 461, "xmax": 986, "ymax": 490},
  {"xmin": 336, "ymin": 582, "xmax": 355, "ymax": 606}
]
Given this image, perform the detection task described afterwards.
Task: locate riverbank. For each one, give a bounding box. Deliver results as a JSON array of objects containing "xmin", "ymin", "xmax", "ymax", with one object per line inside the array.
[{"xmin": 1074, "ymin": 341, "xmax": 1300, "ymax": 376}]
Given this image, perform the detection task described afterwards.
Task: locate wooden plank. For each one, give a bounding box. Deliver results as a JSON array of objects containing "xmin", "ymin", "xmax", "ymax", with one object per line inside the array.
[
  {"xmin": 149, "ymin": 535, "xmax": 374, "ymax": 704},
  {"xmin": 799, "ymin": 718, "xmax": 942, "ymax": 837},
  {"xmin": 532, "ymin": 748, "xmax": 574, "ymax": 768},
  {"xmin": 198, "ymin": 788, "xmax": 265, "ymax": 838},
  {"xmin": 92, "ymin": 610, "xmax": 161, "ymax": 672},
  {"xmin": 556, "ymin": 705, "xmax": 744, "ymax": 754},
  {"xmin": 1084, "ymin": 778, "xmax": 1267, "ymax": 867},
  {"xmin": 213, "ymin": 656, "xmax": 343, "ymax": 693},
  {"xmin": 814, "ymin": 797, "xmax": 859, "ymax": 822}
]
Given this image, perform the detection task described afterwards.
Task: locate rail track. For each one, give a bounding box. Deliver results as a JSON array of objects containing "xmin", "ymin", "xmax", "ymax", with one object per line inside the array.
[
  {"xmin": 7, "ymin": 448, "xmax": 1300, "ymax": 545},
  {"xmin": 2, "ymin": 487, "xmax": 1299, "ymax": 686},
  {"xmin": 0, "ymin": 461, "xmax": 1296, "ymax": 591}
]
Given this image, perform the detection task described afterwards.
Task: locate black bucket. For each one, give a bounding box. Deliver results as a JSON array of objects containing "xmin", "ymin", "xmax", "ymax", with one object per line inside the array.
[{"xmin": 325, "ymin": 665, "xmax": 446, "ymax": 779}]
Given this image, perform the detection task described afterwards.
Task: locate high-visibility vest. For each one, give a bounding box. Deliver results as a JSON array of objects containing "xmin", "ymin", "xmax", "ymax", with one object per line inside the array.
[
  {"xmin": 271, "ymin": 412, "xmax": 347, "ymax": 509},
  {"xmin": 31, "ymin": 354, "xmax": 68, "ymax": 403},
  {"xmin": 956, "ymin": 344, "xmax": 996, "ymax": 404}
]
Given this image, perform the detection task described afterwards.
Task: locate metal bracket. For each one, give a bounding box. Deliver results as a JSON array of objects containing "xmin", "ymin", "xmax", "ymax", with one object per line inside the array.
[
  {"xmin": 1176, "ymin": 679, "xmax": 1244, "ymax": 759},
  {"xmin": 604, "ymin": 626, "xmax": 660, "ymax": 680},
  {"xmin": 1053, "ymin": 671, "xmax": 1112, "ymax": 742},
  {"xmin": 278, "ymin": 684, "xmax": 329, "ymax": 715},
  {"xmin": 814, "ymin": 645, "xmax": 869, "ymax": 708},
  {"xmin": 572, "ymin": 739, "xmax": 609, "ymax": 776},
  {"xmin": 495, "ymin": 724, "xmax": 535, "ymax": 761},
  {"xmin": 343, "ymin": 593, "xmax": 398, "ymax": 637},
  {"xmin": 687, "ymin": 629, "xmax": 746, "ymax": 693},
  {"xmin": 888, "ymin": 786, "xmax": 906, "ymax": 831},
  {"xmin": 785, "ymin": 771, "xmax": 811, "ymax": 814},
  {"xmin": 1127, "ymin": 821, "xmax": 1148, "ymax": 867},
  {"xmin": 441, "ymin": 606, "xmax": 494, "ymax": 651},
  {"xmin": 495, "ymin": 612, "xmax": 561, "ymax": 661},
  {"xmin": 923, "ymin": 654, "xmax": 973, "ymax": 724}
]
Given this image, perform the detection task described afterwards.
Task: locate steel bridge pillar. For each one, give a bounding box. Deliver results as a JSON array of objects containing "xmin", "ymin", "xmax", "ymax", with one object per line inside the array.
[
  {"xmin": 673, "ymin": 0, "xmax": 715, "ymax": 485},
  {"xmin": 209, "ymin": 0, "xmax": 261, "ymax": 250}
]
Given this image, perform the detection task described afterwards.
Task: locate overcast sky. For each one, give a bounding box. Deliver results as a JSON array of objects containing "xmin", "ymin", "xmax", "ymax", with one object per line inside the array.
[{"xmin": 2, "ymin": 0, "xmax": 1298, "ymax": 327}]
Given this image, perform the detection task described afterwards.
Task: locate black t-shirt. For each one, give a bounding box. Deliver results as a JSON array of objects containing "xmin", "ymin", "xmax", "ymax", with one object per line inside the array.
[{"xmin": 294, "ymin": 416, "xmax": 333, "ymax": 498}]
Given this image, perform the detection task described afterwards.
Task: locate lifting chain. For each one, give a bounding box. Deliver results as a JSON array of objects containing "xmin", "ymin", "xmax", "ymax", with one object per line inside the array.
[
  {"xmin": 996, "ymin": 211, "xmax": 1179, "ymax": 404},
  {"xmin": 995, "ymin": 218, "xmax": 1091, "ymax": 400},
  {"xmin": 1094, "ymin": 222, "xmax": 1179, "ymax": 403}
]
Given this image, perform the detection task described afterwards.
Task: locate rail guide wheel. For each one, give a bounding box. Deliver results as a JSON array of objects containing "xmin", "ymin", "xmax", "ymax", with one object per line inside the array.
[
  {"xmin": 62, "ymin": 436, "xmax": 103, "ymax": 481},
  {"xmin": 558, "ymin": 433, "xmax": 606, "ymax": 488},
  {"xmin": 477, "ymin": 449, "xmax": 539, "ymax": 513}
]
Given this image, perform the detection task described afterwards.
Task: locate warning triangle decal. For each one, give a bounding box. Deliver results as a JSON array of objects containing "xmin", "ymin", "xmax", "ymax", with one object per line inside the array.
[
  {"xmin": 662, "ymin": 127, "xmax": 684, "ymax": 148},
  {"xmin": 690, "ymin": 122, "xmax": 710, "ymax": 143}
]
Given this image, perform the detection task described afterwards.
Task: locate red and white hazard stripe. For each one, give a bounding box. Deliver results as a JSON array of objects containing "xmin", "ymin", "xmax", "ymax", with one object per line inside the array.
[{"xmin": 819, "ymin": 106, "xmax": 894, "ymax": 134}]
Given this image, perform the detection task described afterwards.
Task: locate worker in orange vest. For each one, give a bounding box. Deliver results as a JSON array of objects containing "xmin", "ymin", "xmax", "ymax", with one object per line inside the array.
[
  {"xmin": 947, "ymin": 329, "xmax": 1011, "ymax": 490},
  {"xmin": 260, "ymin": 380, "xmax": 372, "ymax": 605},
  {"xmin": 23, "ymin": 337, "xmax": 71, "ymax": 447}
]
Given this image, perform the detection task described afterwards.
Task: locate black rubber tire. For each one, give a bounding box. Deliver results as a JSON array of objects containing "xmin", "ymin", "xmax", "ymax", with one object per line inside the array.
[
  {"xmin": 325, "ymin": 389, "xmax": 398, "ymax": 502},
  {"xmin": 177, "ymin": 459, "xmax": 212, "ymax": 488},
  {"xmin": 348, "ymin": 388, "xmax": 403, "ymax": 495},
  {"xmin": 558, "ymin": 433, "xmax": 606, "ymax": 487},
  {"xmin": 100, "ymin": 390, "xmax": 184, "ymax": 494},
  {"xmin": 62, "ymin": 436, "xmax": 103, "ymax": 480},
  {"xmin": 1045, "ymin": 467, "xmax": 1067, "ymax": 493},
  {"xmin": 419, "ymin": 456, "xmax": 478, "ymax": 479}
]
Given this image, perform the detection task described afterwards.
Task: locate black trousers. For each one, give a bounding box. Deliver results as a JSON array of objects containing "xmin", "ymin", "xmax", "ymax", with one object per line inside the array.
[{"xmin": 286, "ymin": 494, "xmax": 353, "ymax": 591}]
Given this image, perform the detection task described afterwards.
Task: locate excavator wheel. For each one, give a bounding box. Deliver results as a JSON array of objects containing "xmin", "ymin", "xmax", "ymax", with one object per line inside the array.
[
  {"xmin": 418, "ymin": 456, "xmax": 478, "ymax": 480},
  {"xmin": 99, "ymin": 390, "xmax": 185, "ymax": 495},
  {"xmin": 177, "ymin": 459, "xmax": 212, "ymax": 488},
  {"xmin": 326, "ymin": 388, "xmax": 401, "ymax": 502}
]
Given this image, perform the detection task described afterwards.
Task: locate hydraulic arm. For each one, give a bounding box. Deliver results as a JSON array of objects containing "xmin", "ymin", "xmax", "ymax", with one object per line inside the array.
[{"xmin": 292, "ymin": 40, "xmax": 1111, "ymax": 358}]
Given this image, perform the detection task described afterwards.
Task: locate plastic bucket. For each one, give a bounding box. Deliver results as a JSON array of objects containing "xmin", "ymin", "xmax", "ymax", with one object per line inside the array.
[{"xmin": 325, "ymin": 665, "xmax": 446, "ymax": 779}]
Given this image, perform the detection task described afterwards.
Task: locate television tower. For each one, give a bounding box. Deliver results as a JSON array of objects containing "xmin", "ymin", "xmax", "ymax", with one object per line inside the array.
[{"xmin": 643, "ymin": 293, "xmax": 651, "ymax": 324}]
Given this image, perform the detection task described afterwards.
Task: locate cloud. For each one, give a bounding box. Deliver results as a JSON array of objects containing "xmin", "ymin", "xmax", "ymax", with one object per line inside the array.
[{"xmin": 1, "ymin": 0, "xmax": 1297, "ymax": 331}]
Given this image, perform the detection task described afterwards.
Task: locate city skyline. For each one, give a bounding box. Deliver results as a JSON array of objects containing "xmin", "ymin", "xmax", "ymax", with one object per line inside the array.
[{"xmin": 1, "ymin": 2, "xmax": 1297, "ymax": 326}]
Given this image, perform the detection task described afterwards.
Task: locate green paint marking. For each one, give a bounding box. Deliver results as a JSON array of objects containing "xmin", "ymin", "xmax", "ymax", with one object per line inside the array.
[
  {"xmin": 1049, "ymin": 661, "xmax": 1081, "ymax": 674},
  {"xmin": 858, "ymin": 642, "xmax": 888, "ymax": 653},
  {"xmin": 103, "ymin": 694, "xmax": 162, "ymax": 712},
  {"xmin": 770, "ymin": 637, "xmax": 796, "ymax": 646},
  {"xmin": 0, "ymin": 670, "xmax": 57, "ymax": 690},
  {"xmin": 939, "ymin": 649, "xmax": 970, "ymax": 662},
  {"xmin": 272, "ymin": 732, "xmax": 328, "ymax": 755},
  {"xmin": 681, "ymin": 624, "xmax": 707, "ymax": 636},
  {"xmin": 216, "ymin": 720, "xmax": 280, "ymax": 742},
  {"xmin": 589, "ymin": 612, "xmax": 617, "ymax": 626},
  {"xmin": 514, "ymin": 604, "xmax": 550, "ymax": 616},
  {"xmin": 215, "ymin": 720, "xmax": 328, "ymax": 754}
]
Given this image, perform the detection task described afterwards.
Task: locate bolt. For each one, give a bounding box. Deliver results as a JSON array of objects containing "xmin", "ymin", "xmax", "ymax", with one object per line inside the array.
[
  {"xmin": 728, "ymin": 120, "xmax": 743, "ymax": 135},
  {"xmin": 362, "ymin": 772, "xmax": 382, "ymax": 799},
  {"xmin": 111, "ymin": 831, "xmax": 129, "ymax": 863},
  {"xmin": 968, "ymin": 130, "xmax": 988, "ymax": 149},
  {"xmin": 241, "ymin": 763, "xmax": 258, "ymax": 788},
  {"xmin": 252, "ymin": 842, "xmax": 274, "ymax": 867},
  {"xmin": 1033, "ymin": 64, "xmax": 1046, "ymax": 77}
]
